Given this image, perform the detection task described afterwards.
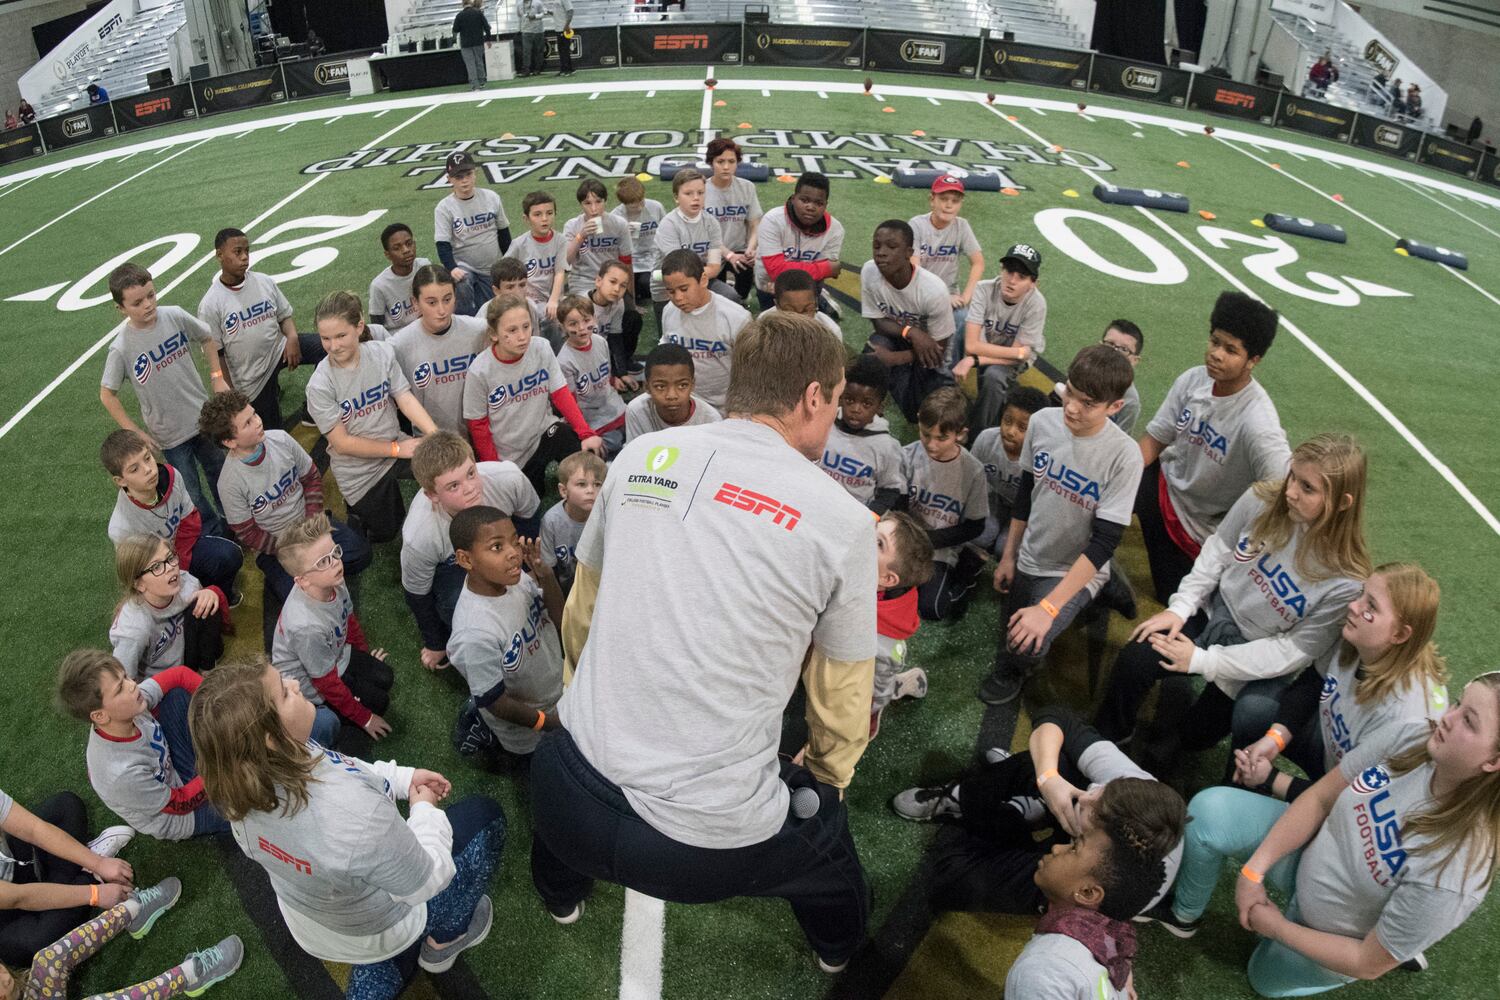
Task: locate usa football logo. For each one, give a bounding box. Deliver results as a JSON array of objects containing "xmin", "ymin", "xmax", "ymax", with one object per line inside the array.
[
  {"xmin": 252, "ymin": 494, "xmax": 270, "ymax": 515},
  {"xmin": 1174, "ymin": 406, "xmax": 1192, "ymax": 431},
  {"xmin": 338, "ymin": 399, "xmax": 355, "ymax": 424},
  {"xmin": 1232, "ymin": 535, "xmax": 1262, "ymax": 562},
  {"xmin": 413, "ymin": 363, "xmax": 432, "ymax": 388},
  {"xmin": 1352, "ymin": 764, "xmax": 1391, "ymax": 795},
  {"xmin": 133, "ymin": 353, "xmax": 152, "ymax": 385},
  {"xmin": 223, "ymin": 313, "xmax": 240, "ymax": 337},
  {"xmin": 500, "ymin": 631, "xmax": 524, "ymax": 672},
  {"xmin": 1320, "ymin": 675, "xmax": 1338, "ymax": 701},
  {"xmin": 1031, "ymin": 450, "xmax": 1050, "ymax": 474}
]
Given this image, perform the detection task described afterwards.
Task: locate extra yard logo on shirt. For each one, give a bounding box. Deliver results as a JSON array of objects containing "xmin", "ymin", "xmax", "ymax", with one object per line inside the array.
[
  {"xmin": 714, "ymin": 483, "xmax": 801, "ymax": 531},
  {"xmin": 222, "ymin": 300, "xmax": 278, "ymax": 337},
  {"xmin": 1350, "ymin": 765, "xmax": 1406, "ymax": 885},
  {"xmin": 251, "ymin": 466, "xmax": 301, "ymax": 516},
  {"xmin": 338, "ymin": 380, "xmax": 393, "ymax": 423},
  {"xmin": 413, "ymin": 354, "xmax": 475, "ymax": 388},
  {"xmin": 486, "ymin": 368, "xmax": 551, "ymax": 408},
  {"xmin": 1174, "ymin": 408, "xmax": 1230, "ymax": 463},
  {"xmin": 452, "ymin": 212, "xmax": 498, "ymax": 237},
  {"xmin": 132, "ymin": 331, "xmax": 191, "ymax": 385},
  {"xmin": 1244, "ymin": 549, "xmax": 1308, "ymax": 621},
  {"xmin": 1032, "ymin": 451, "xmax": 1103, "ymax": 509}
]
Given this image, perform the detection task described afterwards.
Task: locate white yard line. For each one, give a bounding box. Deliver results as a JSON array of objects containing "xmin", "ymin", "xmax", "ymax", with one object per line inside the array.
[
  {"xmin": 927, "ymin": 97, "xmax": 941, "ymax": 106},
  {"xmin": 478, "ymin": 99, "xmax": 493, "ymax": 108},
  {"xmin": 277, "ymin": 121, "xmax": 299, "ymax": 132},
  {"xmin": 618, "ymin": 891, "xmax": 665, "ymax": 1000},
  {"xmin": 698, "ymin": 65, "xmax": 715, "ymax": 157},
  {"xmin": 1390, "ymin": 175, "xmax": 1500, "ymax": 242}
]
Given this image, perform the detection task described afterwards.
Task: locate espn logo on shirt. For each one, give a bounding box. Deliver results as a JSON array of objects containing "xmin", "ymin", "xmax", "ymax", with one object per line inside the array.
[
  {"xmin": 714, "ymin": 482, "xmax": 801, "ymax": 531},
  {"xmin": 258, "ymin": 836, "xmax": 313, "ymax": 875}
]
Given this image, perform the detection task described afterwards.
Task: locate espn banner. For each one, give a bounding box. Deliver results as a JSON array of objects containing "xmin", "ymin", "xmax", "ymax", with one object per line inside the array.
[
  {"xmin": 196, "ymin": 66, "xmax": 286, "ymax": 116},
  {"xmin": 113, "ymin": 84, "xmax": 196, "ymax": 132},
  {"xmin": 282, "ymin": 55, "xmax": 353, "ymax": 99},
  {"xmin": 1187, "ymin": 77, "xmax": 1278, "ymax": 124},
  {"xmin": 864, "ymin": 29, "xmax": 979, "ymax": 77},
  {"xmin": 545, "ymin": 26, "xmax": 618, "ymax": 70},
  {"xmin": 1275, "ymin": 96, "xmax": 1354, "ymax": 142},
  {"xmin": 1350, "ymin": 114, "xmax": 1420, "ymax": 160},
  {"xmin": 0, "ymin": 124, "xmax": 42, "ymax": 165},
  {"xmin": 980, "ymin": 40, "xmax": 1089, "ymax": 88},
  {"xmin": 745, "ymin": 24, "xmax": 863, "ymax": 68},
  {"xmin": 620, "ymin": 23, "xmax": 741, "ymax": 65},
  {"xmin": 1089, "ymin": 56, "xmax": 1190, "ymax": 107},
  {"xmin": 37, "ymin": 104, "xmax": 116, "ymax": 150},
  {"xmin": 1481, "ymin": 151, "xmax": 1500, "ymax": 192},
  {"xmin": 1419, "ymin": 136, "xmax": 1482, "ymax": 178}
]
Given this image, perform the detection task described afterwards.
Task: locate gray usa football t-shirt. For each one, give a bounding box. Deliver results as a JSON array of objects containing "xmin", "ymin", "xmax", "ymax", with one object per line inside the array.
[
  {"xmin": 197, "ymin": 270, "xmax": 294, "ymax": 401},
  {"xmin": 217, "ymin": 429, "xmax": 314, "ymax": 537},
  {"xmin": 367, "ymin": 259, "xmax": 430, "ymax": 332},
  {"xmin": 899, "ymin": 440, "xmax": 988, "ymax": 565},
  {"xmin": 860, "ymin": 261, "xmax": 955, "ymax": 345},
  {"xmin": 434, "ymin": 188, "xmax": 509, "ymax": 274},
  {"xmin": 909, "ymin": 213, "xmax": 981, "ymax": 294},
  {"xmin": 391, "ymin": 315, "xmax": 488, "ymax": 434},
  {"xmin": 304, "ymin": 341, "xmax": 410, "ymax": 505},
  {"xmin": 101, "ymin": 306, "xmax": 219, "ymax": 450},
  {"xmin": 705, "ymin": 176, "xmax": 763, "ymax": 252},
  {"xmin": 660, "ymin": 295, "xmax": 751, "ymax": 410},
  {"xmin": 561, "ymin": 213, "xmax": 633, "ymax": 297}
]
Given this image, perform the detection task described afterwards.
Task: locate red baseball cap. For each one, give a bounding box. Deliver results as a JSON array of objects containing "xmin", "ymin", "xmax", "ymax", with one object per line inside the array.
[{"xmin": 931, "ymin": 174, "xmax": 966, "ymax": 195}]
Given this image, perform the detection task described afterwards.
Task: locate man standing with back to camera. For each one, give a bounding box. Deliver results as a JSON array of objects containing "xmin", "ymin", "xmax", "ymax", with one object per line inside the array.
[
  {"xmin": 529, "ymin": 311, "xmax": 878, "ymax": 972},
  {"xmin": 452, "ymin": 0, "xmax": 490, "ymax": 91}
]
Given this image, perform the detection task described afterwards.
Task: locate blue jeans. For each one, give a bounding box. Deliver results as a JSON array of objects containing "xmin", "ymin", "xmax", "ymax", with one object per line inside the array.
[
  {"xmin": 189, "ymin": 534, "xmax": 242, "ymax": 601},
  {"xmin": 454, "ymin": 270, "xmax": 495, "ymax": 317},
  {"xmin": 156, "ymin": 689, "xmax": 230, "ymax": 836},
  {"xmin": 346, "ymin": 797, "xmax": 506, "ymax": 1000},
  {"xmin": 310, "ymin": 706, "xmax": 341, "ymax": 750},
  {"xmin": 163, "ymin": 435, "xmax": 227, "ymax": 538},
  {"xmin": 1173, "ymin": 786, "xmax": 1352, "ymax": 997}
]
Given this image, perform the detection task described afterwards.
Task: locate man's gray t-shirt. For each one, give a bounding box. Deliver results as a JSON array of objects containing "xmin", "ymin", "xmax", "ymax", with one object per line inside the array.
[
  {"xmin": 109, "ymin": 572, "xmax": 203, "ymax": 680},
  {"xmin": 391, "ymin": 315, "xmax": 488, "ymax": 434},
  {"xmin": 860, "ymin": 262, "xmax": 955, "ymax": 344},
  {"xmin": 305, "ymin": 342, "xmax": 410, "ymax": 505},
  {"xmin": 705, "ymin": 176, "xmax": 763, "ymax": 252},
  {"xmin": 447, "ymin": 573, "xmax": 563, "ymax": 754},
  {"xmin": 434, "ymin": 188, "xmax": 509, "ymax": 274},
  {"xmin": 819, "ymin": 421, "xmax": 904, "ymax": 506},
  {"xmin": 503, "ymin": 231, "xmax": 563, "ymax": 304},
  {"xmin": 560, "ymin": 419, "xmax": 877, "ymax": 849},
  {"xmin": 899, "ymin": 441, "xmax": 987, "ymax": 565},
  {"xmin": 272, "ymin": 583, "xmax": 356, "ymax": 703},
  {"xmin": 218, "ymin": 430, "xmax": 313, "ymax": 536},
  {"xmin": 399, "ymin": 461, "xmax": 538, "ymax": 595},
  {"xmin": 101, "ymin": 306, "xmax": 219, "ymax": 449},
  {"xmin": 1297, "ymin": 761, "xmax": 1489, "ymax": 964},
  {"xmin": 462, "ymin": 339, "xmax": 565, "ymax": 468},
  {"xmin": 1004, "ymin": 933, "xmax": 1130, "ymax": 1000},
  {"xmin": 967, "ymin": 280, "xmax": 1047, "ymax": 356},
  {"xmin": 197, "ymin": 270, "xmax": 294, "ymax": 401},
  {"xmin": 561, "ymin": 213, "xmax": 633, "ymax": 297},
  {"xmin": 909, "ymin": 213, "xmax": 981, "ymax": 294},
  {"xmin": 367, "ymin": 260, "xmax": 430, "ymax": 332},
  {"xmin": 660, "ymin": 295, "xmax": 751, "ymax": 410},
  {"xmin": 623, "ymin": 393, "xmax": 720, "ymax": 441},
  {"xmin": 1018, "ymin": 408, "xmax": 1142, "ymax": 593},
  {"xmin": 1145, "ymin": 367, "xmax": 1291, "ymax": 545},
  {"xmin": 650, "ymin": 210, "xmax": 725, "ymax": 300},
  {"xmin": 1317, "ymin": 644, "xmax": 1448, "ymax": 781}
]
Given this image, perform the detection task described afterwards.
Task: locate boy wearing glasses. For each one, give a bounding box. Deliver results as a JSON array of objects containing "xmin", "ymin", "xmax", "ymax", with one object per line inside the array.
[
  {"xmin": 1100, "ymin": 320, "xmax": 1144, "ymax": 436},
  {"xmin": 272, "ymin": 513, "xmax": 394, "ymax": 757}
]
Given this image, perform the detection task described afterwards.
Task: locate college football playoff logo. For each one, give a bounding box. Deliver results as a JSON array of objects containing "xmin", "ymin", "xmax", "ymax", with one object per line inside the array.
[
  {"xmin": 1374, "ymin": 124, "xmax": 1402, "ymax": 149},
  {"xmin": 315, "ymin": 61, "xmax": 348, "ymax": 86}
]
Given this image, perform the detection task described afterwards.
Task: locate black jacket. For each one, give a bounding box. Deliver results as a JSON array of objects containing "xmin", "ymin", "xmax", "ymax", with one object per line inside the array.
[{"xmin": 453, "ymin": 7, "xmax": 491, "ymax": 48}]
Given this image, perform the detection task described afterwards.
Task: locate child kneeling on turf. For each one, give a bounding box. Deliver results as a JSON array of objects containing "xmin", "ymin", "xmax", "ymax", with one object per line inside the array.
[
  {"xmin": 57, "ymin": 651, "xmax": 244, "ymax": 840},
  {"xmin": 109, "ymin": 535, "xmax": 224, "ymax": 681},
  {"xmin": 272, "ymin": 513, "xmax": 394, "ymax": 757},
  {"xmin": 820, "ymin": 355, "xmax": 904, "ymax": 513},
  {"xmin": 624, "ymin": 343, "xmax": 721, "ymax": 441},
  {"xmin": 447, "ymin": 506, "xmax": 566, "ymax": 757},
  {"xmin": 556, "ymin": 295, "xmax": 630, "ymax": 457},
  {"xmin": 871, "ymin": 512, "xmax": 934, "ymax": 736},
  {"xmin": 899, "ymin": 387, "xmax": 987, "ymax": 622},
  {"xmin": 540, "ymin": 451, "xmax": 605, "ymax": 597},
  {"xmin": 970, "ymin": 386, "xmax": 1049, "ymax": 554}
]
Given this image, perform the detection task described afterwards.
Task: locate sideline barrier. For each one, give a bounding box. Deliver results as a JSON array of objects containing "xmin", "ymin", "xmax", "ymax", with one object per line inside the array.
[
  {"xmin": 1093, "ymin": 183, "xmax": 1189, "ymax": 212},
  {"xmin": 894, "ymin": 168, "xmax": 1001, "ymax": 191},
  {"xmin": 1264, "ymin": 214, "xmax": 1347, "ymax": 243},
  {"xmin": 1397, "ymin": 238, "xmax": 1469, "ymax": 269}
]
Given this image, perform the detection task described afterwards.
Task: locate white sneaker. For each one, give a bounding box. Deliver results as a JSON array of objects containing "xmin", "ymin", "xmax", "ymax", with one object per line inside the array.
[
  {"xmin": 87, "ymin": 826, "xmax": 135, "ymax": 859},
  {"xmin": 983, "ymin": 747, "xmax": 1014, "ymax": 765}
]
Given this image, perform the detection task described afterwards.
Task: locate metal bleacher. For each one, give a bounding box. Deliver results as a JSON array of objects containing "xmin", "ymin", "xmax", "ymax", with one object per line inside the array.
[
  {"xmin": 1267, "ymin": 8, "xmax": 1433, "ymax": 129},
  {"xmin": 391, "ymin": 0, "xmax": 1086, "ymax": 52},
  {"xmin": 33, "ymin": 0, "xmax": 187, "ymax": 117}
]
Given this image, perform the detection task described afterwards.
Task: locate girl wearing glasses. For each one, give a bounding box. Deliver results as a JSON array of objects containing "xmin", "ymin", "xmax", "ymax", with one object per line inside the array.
[{"xmin": 109, "ymin": 535, "xmax": 224, "ymax": 680}]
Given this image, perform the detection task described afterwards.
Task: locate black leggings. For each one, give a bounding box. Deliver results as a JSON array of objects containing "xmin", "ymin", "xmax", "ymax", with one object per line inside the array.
[
  {"xmin": 1134, "ymin": 462, "xmax": 1198, "ymax": 606},
  {"xmin": 0, "ymin": 793, "xmax": 95, "ymax": 967},
  {"xmin": 521, "ymin": 422, "xmax": 586, "ymax": 496},
  {"xmin": 335, "ymin": 649, "xmax": 397, "ymax": 760},
  {"xmin": 608, "ymin": 309, "xmax": 643, "ymax": 375}
]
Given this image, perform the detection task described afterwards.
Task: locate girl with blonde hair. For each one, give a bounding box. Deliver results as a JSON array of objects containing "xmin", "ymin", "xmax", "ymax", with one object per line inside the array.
[{"xmin": 108, "ymin": 534, "xmax": 223, "ymax": 679}]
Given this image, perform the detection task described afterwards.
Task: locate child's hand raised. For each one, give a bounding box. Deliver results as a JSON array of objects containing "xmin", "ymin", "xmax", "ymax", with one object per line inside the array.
[
  {"xmin": 191, "ymin": 589, "xmax": 220, "ymax": 619},
  {"xmin": 517, "ymin": 536, "xmax": 549, "ymax": 576}
]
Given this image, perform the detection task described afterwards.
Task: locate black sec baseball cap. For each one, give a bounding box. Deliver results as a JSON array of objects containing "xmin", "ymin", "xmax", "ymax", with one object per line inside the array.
[
  {"xmin": 1001, "ymin": 243, "xmax": 1041, "ymax": 277},
  {"xmin": 445, "ymin": 151, "xmax": 478, "ymax": 175}
]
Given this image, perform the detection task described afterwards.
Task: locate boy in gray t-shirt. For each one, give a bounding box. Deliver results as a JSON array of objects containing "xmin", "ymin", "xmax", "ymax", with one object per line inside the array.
[
  {"xmin": 983, "ymin": 345, "xmax": 1143, "ymax": 706},
  {"xmin": 861, "ymin": 220, "xmax": 956, "ymax": 424},
  {"xmin": 969, "ymin": 385, "xmax": 1049, "ymax": 553},
  {"xmin": 433, "ymin": 151, "xmax": 511, "ymax": 316},
  {"xmin": 539, "ymin": 451, "xmax": 604, "ymax": 597}
]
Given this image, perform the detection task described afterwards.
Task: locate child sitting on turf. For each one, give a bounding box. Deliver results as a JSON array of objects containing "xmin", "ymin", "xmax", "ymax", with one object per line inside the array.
[
  {"xmin": 434, "ymin": 151, "xmax": 510, "ymax": 316},
  {"xmin": 491, "ymin": 256, "xmax": 546, "ymax": 337},
  {"xmin": 761, "ymin": 269, "xmax": 841, "ymax": 338},
  {"xmin": 862, "ymin": 220, "xmax": 957, "ymax": 424},
  {"xmin": 900, "ymin": 387, "xmax": 988, "ymax": 622},
  {"xmin": 819, "ymin": 355, "xmax": 904, "ymax": 513},
  {"xmin": 447, "ymin": 505, "xmax": 566, "ymax": 756},
  {"xmin": 306, "ymin": 291, "xmax": 439, "ymax": 544},
  {"xmin": 502, "ymin": 190, "xmax": 562, "ymax": 340},
  {"xmin": 557, "ymin": 295, "xmax": 630, "ymax": 457},
  {"xmin": 199, "ymin": 389, "xmax": 370, "ymax": 623},
  {"xmin": 57, "ymin": 650, "xmax": 237, "ymax": 839},
  {"xmin": 402, "ymin": 431, "xmax": 539, "ymax": 670},
  {"xmin": 197, "ymin": 227, "xmax": 320, "ymax": 432},
  {"xmin": 753, "ymin": 170, "xmax": 845, "ymax": 313},
  {"xmin": 910, "ymin": 174, "xmax": 985, "ymax": 359},
  {"xmin": 970, "ymin": 386, "xmax": 1049, "ymax": 554},
  {"xmin": 954, "ymin": 243, "xmax": 1048, "ymax": 432},
  {"xmin": 99, "ymin": 262, "xmax": 229, "ymax": 537},
  {"xmin": 392, "ymin": 264, "xmax": 490, "ymax": 434},
  {"xmin": 982, "ymin": 345, "xmax": 1143, "ymax": 707},
  {"xmin": 612, "ymin": 174, "xmax": 665, "ymax": 307},
  {"xmin": 368, "ymin": 222, "xmax": 429, "ymax": 331},
  {"xmin": 651, "ymin": 168, "xmax": 727, "ymax": 331},
  {"xmin": 272, "ymin": 513, "xmax": 395, "ymax": 757},
  {"xmin": 101, "ymin": 429, "xmax": 242, "ymax": 603},
  {"xmin": 624, "ymin": 343, "xmax": 722, "ymax": 441},
  {"xmin": 540, "ymin": 451, "xmax": 605, "ymax": 598},
  {"xmin": 561, "ymin": 179, "xmax": 633, "ymax": 299},
  {"xmin": 872, "ymin": 511, "xmax": 935, "ymax": 736},
  {"xmin": 1100, "ymin": 320, "xmax": 1144, "ymax": 436},
  {"xmin": 659, "ymin": 248, "xmax": 751, "ymax": 411},
  {"xmin": 463, "ymin": 293, "xmax": 606, "ymax": 495},
  {"xmin": 109, "ymin": 535, "xmax": 224, "ymax": 681},
  {"xmin": 590, "ymin": 259, "xmax": 644, "ymax": 378}
]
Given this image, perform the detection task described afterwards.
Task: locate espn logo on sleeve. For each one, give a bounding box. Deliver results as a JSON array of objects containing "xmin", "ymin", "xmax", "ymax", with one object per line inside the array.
[{"xmin": 714, "ymin": 483, "xmax": 801, "ymax": 531}]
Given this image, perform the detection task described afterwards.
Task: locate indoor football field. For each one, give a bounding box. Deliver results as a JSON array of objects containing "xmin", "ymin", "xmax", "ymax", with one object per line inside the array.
[{"xmin": 1, "ymin": 62, "xmax": 1498, "ymax": 999}]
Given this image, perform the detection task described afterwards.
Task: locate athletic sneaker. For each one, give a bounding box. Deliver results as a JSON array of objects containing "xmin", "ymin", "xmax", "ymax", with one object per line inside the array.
[
  {"xmin": 548, "ymin": 898, "xmax": 585, "ymax": 925},
  {"xmin": 817, "ymin": 955, "xmax": 849, "ymax": 974},
  {"xmin": 419, "ymin": 894, "xmax": 493, "ymax": 973},
  {"xmin": 1133, "ymin": 898, "xmax": 1201, "ymax": 939},
  {"xmin": 891, "ymin": 667, "xmax": 928, "ymax": 701},
  {"xmin": 183, "ymin": 935, "xmax": 243, "ymax": 996},
  {"xmin": 86, "ymin": 825, "xmax": 134, "ymax": 859},
  {"xmin": 1400, "ymin": 952, "xmax": 1429, "ymax": 972},
  {"xmin": 983, "ymin": 747, "xmax": 1014, "ymax": 765},
  {"xmin": 979, "ymin": 667, "xmax": 1026, "ymax": 705},
  {"xmin": 127, "ymin": 877, "xmax": 182, "ymax": 939},
  {"xmin": 891, "ymin": 783, "xmax": 961, "ymax": 822}
]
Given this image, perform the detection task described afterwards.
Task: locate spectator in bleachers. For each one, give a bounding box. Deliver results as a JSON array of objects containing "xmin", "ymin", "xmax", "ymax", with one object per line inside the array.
[
  {"xmin": 453, "ymin": 0, "xmax": 491, "ymax": 91},
  {"xmin": 86, "ymin": 83, "xmax": 108, "ymax": 105},
  {"xmin": 1388, "ymin": 78, "xmax": 1404, "ymax": 116},
  {"xmin": 1404, "ymin": 83, "xmax": 1422, "ymax": 119},
  {"xmin": 17, "ymin": 99, "xmax": 35, "ymax": 125},
  {"xmin": 3, "ymin": 110, "xmax": 15, "ymax": 131},
  {"xmin": 1306, "ymin": 54, "xmax": 1337, "ymax": 97}
]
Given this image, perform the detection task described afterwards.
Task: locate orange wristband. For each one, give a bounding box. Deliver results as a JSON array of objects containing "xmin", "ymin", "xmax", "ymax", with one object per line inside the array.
[
  {"xmin": 390, "ymin": 440, "xmax": 400, "ymax": 458},
  {"xmin": 532, "ymin": 709, "xmax": 546, "ymax": 731},
  {"xmin": 90, "ymin": 883, "xmax": 99, "ymax": 907},
  {"xmin": 1240, "ymin": 864, "xmax": 1264, "ymax": 884},
  {"xmin": 1265, "ymin": 727, "xmax": 1287, "ymax": 753},
  {"xmin": 210, "ymin": 370, "xmax": 223, "ymax": 380},
  {"xmin": 1037, "ymin": 767, "xmax": 1059, "ymax": 789},
  {"xmin": 900, "ymin": 325, "xmax": 911, "ymax": 340},
  {"xmin": 1039, "ymin": 598, "xmax": 1060, "ymax": 619}
]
